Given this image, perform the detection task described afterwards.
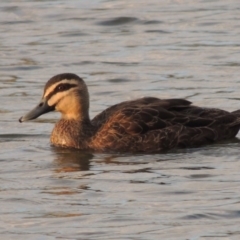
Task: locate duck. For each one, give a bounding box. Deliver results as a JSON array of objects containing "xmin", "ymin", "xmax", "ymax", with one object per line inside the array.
[{"xmin": 19, "ymin": 73, "xmax": 240, "ymax": 153}]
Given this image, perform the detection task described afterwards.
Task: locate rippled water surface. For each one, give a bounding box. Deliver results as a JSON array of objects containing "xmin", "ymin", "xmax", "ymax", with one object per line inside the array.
[{"xmin": 1, "ymin": 0, "xmax": 240, "ymax": 239}]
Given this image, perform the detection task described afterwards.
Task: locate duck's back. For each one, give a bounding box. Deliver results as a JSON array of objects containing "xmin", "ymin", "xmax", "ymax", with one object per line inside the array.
[{"xmin": 89, "ymin": 97, "xmax": 240, "ymax": 152}]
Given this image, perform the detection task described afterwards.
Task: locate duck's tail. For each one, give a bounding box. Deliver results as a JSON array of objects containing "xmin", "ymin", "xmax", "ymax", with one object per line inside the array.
[
  {"xmin": 232, "ymin": 109, "xmax": 240, "ymax": 117},
  {"xmin": 229, "ymin": 110, "xmax": 240, "ymax": 132}
]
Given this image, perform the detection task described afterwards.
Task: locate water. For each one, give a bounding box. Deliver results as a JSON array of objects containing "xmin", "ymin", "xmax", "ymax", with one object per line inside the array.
[{"xmin": 1, "ymin": 0, "xmax": 240, "ymax": 239}]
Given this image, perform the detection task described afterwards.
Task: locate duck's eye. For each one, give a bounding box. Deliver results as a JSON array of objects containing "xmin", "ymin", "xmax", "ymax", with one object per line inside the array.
[
  {"xmin": 57, "ymin": 84, "xmax": 68, "ymax": 91},
  {"xmin": 55, "ymin": 83, "xmax": 77, "ymax": 93},
  {"xmin": 57, "ymin": 85, "xmax": 64, "ymax": 91}
]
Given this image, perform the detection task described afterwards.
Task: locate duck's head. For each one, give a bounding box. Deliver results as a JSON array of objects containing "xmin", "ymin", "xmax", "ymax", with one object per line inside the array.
[{"xmin": 19, "ymin": 73, "xmax": 90, "ymax": 122}]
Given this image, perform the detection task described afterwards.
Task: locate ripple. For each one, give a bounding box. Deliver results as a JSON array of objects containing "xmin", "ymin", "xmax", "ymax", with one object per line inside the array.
[
  {"xmin": 101, "ymin": 61, "xmax": 139, "ymax": 66},
  {"xmin": 107, "ymin": 78, "xmax": 130, "ymax": 83},
  {"xmin": 214, "ymin": 62, "xmax": 240, "ymax": 67},
  {"xmin": 1, "ymin": 6, "xmax": 19, "ymax": 12},
  {"xmin": 180, "ymin": 166, "xmax": 215, "ymax": 170},
  {"xmin": 0, "ymin": 75, "xmax": 18, "ymax": 82},
  {"xmin": 188, "ymin": 174, "xmax": 214, "ymax": 179},
  {"xmin": 143, "ymin": 20, "xmax": 164, "ymax": 25},
  {"xmin": 145, "ymin": 30, "xmax": 170, "ymax": 34},
  {"xmin": 182, "ymin": 213, "xmax": 216, "ymax": 220},
  {"xmin": 2, "ymin": 66, "xmax": 42, "ymax": 71},
  {"xmin": 97, "ymin": 17, "xmax": 139, "ymax": 26},
  {"xmin": 1, "ymin": 20, "xmax": 34, "ymax": 25},
  {"xmin": 39, "ymin": 212, "xmax": 82, "ymax": 218},
  {"xmin": 0, "ymin": 133, "xmax": 43, "ymax": 139},
  {"xmin": 63, "ymin": 61, "xmax": 94, "ymax": 67},
  {"xmin": 59, "ymin": 31, "xmax": 88, "ymax": 37},
  {"xmin": 124, "ymin": 168, "xmax": 152, "ymax": 174}
]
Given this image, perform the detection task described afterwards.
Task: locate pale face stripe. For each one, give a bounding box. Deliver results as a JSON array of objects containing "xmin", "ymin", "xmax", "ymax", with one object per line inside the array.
[
  {"xmin": 43, "ymin": 79, "xmax": 79, "ymax": 98},
  {"xmin": 47, "ymin": 90, "xmax": 71, "ymax": 107}
]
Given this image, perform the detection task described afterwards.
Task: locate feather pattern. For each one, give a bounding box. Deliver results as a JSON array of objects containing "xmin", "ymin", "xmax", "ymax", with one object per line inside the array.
[{"xmin": 89, "ymin": 97, "xmax": 240, "ymax": 152}]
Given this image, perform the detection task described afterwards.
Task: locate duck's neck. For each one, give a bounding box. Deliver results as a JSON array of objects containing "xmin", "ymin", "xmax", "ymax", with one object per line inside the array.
[
  {"xmin": 51, "ymin": 117, "xmax": 95, "ymax": 149},
  {"xmin": 62, "ymin": 112, "xmax": 90, "ymax": 123},
  {"xmin": 64, "ymin": 116, "xmax": 95, "ymax": 135},
  {"xmin": 56, "ymin": 92, "xmax": 90, "ymax": 123}
]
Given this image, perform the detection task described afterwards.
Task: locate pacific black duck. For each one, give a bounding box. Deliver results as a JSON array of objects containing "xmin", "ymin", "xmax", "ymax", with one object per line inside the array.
[{"xmin": 19, "ymin": 73, "xmax": 240, "ymax": 152}]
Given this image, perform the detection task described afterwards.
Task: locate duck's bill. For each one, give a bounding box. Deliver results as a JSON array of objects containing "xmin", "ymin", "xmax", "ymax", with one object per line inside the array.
[{"xmin": 19, "ymin": 100, "xmax": 54, "ymax": 123}]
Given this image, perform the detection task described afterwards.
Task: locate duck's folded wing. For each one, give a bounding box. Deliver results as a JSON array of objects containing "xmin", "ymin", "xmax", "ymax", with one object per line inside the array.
[
  {"xmin": 92, "ymin": 97, "xmax": 191, "ymax": 127},
  {"xmin": 90, "ymin": 97, "xmax": 240, "ymax": 152}
]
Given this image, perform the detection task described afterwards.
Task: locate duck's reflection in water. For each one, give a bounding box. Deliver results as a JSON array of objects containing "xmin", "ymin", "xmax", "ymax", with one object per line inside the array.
[{"xmin": 51, "ymin": 147, "xmax": 94, "ymax": 172}]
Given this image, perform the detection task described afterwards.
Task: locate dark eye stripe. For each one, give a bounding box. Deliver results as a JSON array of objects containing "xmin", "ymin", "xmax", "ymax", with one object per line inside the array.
[
  {"xmin": 57, "ymin": 83, "xmax": 75, "ymax": 92},
  {"xmin": 46, "ymin": 83, "xmax": 77, "ymax": 99}
]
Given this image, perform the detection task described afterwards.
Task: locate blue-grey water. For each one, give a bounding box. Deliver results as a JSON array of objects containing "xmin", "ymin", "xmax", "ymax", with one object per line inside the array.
[{"xmin": 1, "ymin": 0, "xmax": 240, "ymax": 239}]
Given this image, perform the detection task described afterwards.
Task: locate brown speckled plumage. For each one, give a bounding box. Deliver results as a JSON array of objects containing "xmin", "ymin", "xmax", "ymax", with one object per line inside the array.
[{"xmin": 19, "ymin": 73, "xmax": 240, "ymax": 153}]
